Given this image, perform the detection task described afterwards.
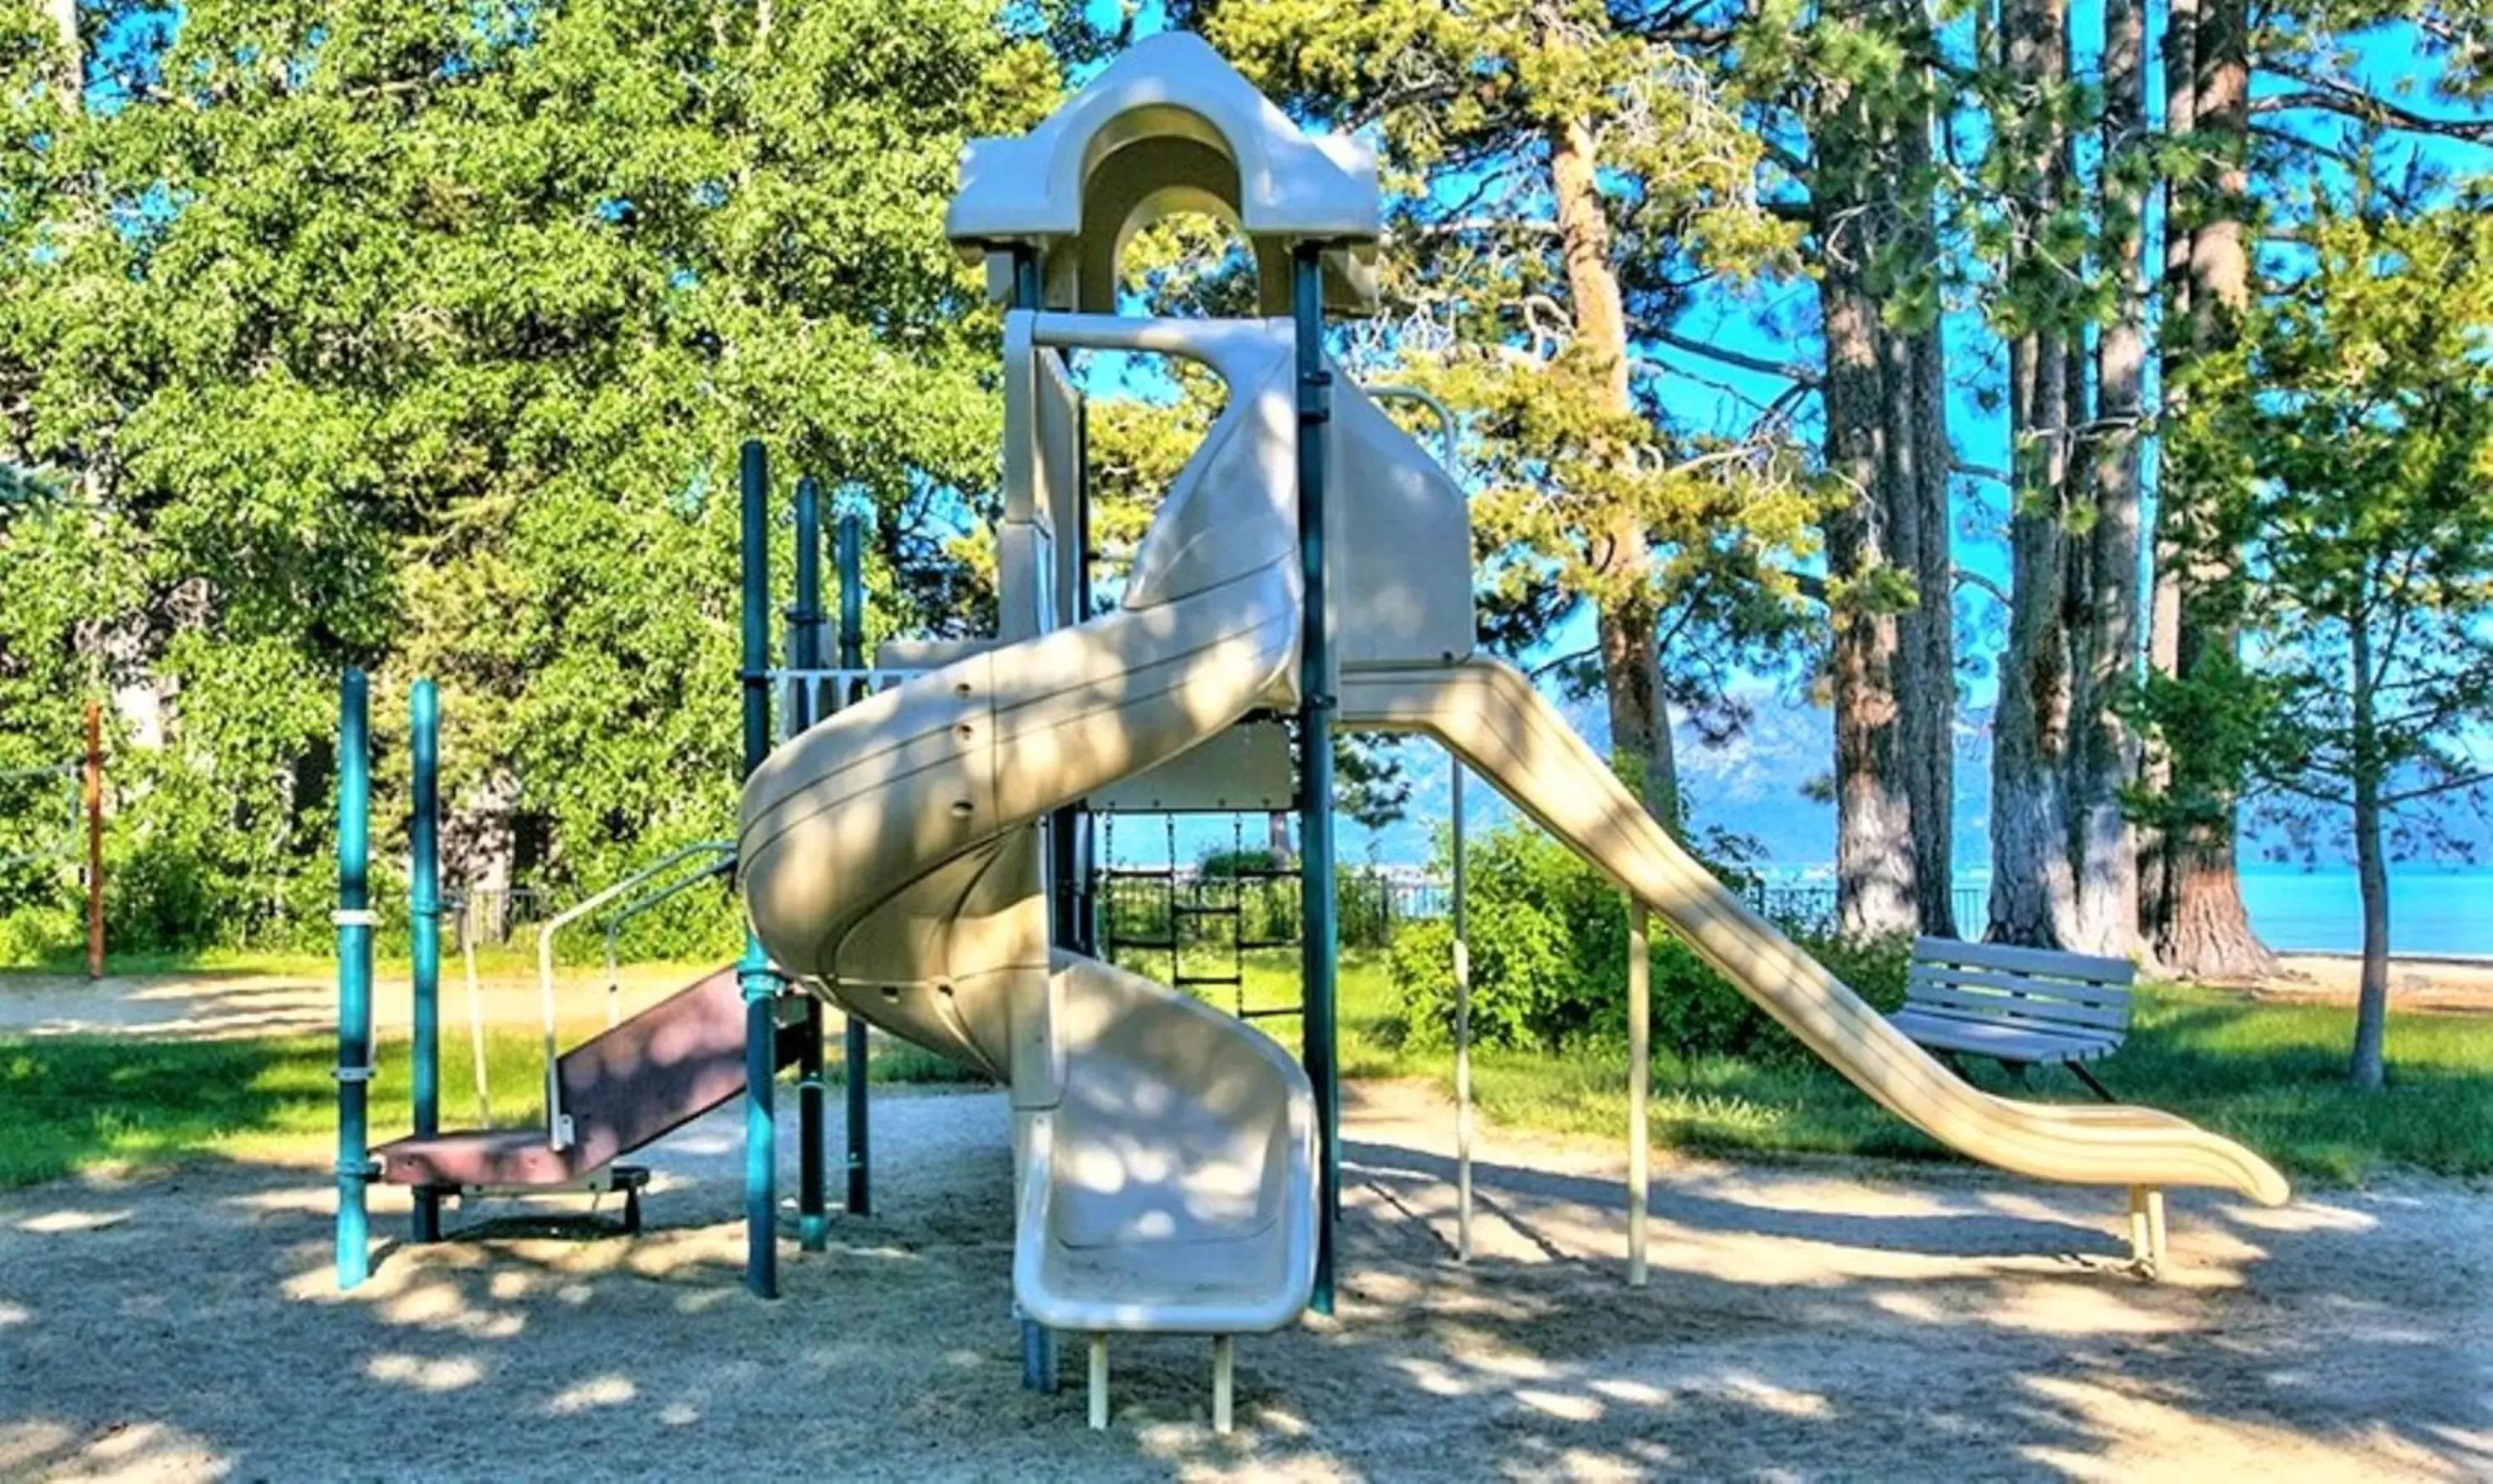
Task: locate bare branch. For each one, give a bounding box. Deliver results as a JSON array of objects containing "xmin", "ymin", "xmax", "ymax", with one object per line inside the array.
[
  {"xmin": 2252, "ymin": 72, "xmax": 2493, "ymax": 141},
  {"xmin": 1645, "ymin": 328, "xmax": 1822, "ymax": 387}
]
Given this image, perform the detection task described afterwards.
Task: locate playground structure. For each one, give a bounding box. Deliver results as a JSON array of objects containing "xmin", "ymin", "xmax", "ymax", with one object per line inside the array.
[{"xmin": 335, "ymin": 33, "xmax": 2289, "ymax": 1433}]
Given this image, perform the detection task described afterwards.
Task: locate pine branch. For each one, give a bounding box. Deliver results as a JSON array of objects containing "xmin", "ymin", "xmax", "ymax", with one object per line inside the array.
[
  {"xmin": 1644, "ymin": 327, "xmax": 1822, "ymax": 386},
  {"xmin": 2252, "ymin": 71, "xmax": 2493, "ymax": 141}
]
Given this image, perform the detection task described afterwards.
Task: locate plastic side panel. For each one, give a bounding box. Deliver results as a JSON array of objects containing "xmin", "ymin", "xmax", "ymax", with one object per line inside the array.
[
  {"xmin": 1328, "ymin": 382, "xmax": 1475, "ymax": 670},
  {"xmin": 1337, "ymin": 659, "xmax": 2289, "ymax": 1207},
  {"xmin": 1041, "ymin": 347, "xmax": 1082, "ymax": 628},
  {"xmin": 1087, "ymin": 720, "xmax": 1292, "ymax": 813}
]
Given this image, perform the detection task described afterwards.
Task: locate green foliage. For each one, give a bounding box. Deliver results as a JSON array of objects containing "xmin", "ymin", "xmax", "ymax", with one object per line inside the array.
[
  {"xmin": 0, "ymin": 2, "xmax": 1060, "ymax": 951},
  {"xmin": 1381, "ymin": 817, "xmax": 1907, "ymax": 1059},
  {"xmin": 2141, "ymin": 192, "xmax": 2493, "ymax": 864}
]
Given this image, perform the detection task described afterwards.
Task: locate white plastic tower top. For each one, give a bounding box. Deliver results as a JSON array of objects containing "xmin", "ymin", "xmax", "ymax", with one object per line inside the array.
[{"xmin": 947, "ymin": 32, "xmax": 1379, "ymax": 314}]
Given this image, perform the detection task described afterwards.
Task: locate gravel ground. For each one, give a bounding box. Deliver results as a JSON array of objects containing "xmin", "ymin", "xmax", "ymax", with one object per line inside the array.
[{"xmin": 2, "ymin": 1079, "xmax": 2486, "ymax": 1482}]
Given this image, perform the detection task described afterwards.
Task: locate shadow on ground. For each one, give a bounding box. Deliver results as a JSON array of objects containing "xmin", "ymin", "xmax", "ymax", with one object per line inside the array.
[{"xmin": 1, "ymin": 1087, "xmax": 2484, "ymax": 1480}]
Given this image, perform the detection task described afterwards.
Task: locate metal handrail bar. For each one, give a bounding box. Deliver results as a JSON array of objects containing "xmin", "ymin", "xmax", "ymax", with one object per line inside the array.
[{"xmin": 535, "ymin": 840, "xmax": 735, "ymax": 1148}]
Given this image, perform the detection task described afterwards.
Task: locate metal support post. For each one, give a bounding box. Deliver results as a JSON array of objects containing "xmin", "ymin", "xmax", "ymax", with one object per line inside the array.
[
  {"xmin": 1009, "ymin": 243, "xmax": 1064, "ymax": 1388},
  {"xmin": 791, "ymin": 475, "xmax": 829, "ymax": 1254},
  {"xmin": 738, "ymin": 439, "xmax": 780, "ymax": 1300},
  {"xmin": 1292, "ymin": 242, "xmax": 1340, "ymax": 1315},
  {"xmin": 834, "ymin": 506, "xmax": 873, "ymax": 1221},
  {"xmin": 1452, "ymin": 758, "xmax": 1473, "ymax": 1263},
  {"xmin": 1627, "ymin": 901, "xmax": 1650, "ymax": 1287},
  {"xmin": 333, "ymin": 670, "xmax": 376, "ymax": 1289},
  {"xmin": 410, "ymin": 678, "xmax": 442, "ymax": 1244}
]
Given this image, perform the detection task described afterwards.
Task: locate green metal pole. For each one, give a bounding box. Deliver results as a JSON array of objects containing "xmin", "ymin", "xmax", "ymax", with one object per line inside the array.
[
  {"xmin": 738, "ymin": 439, "xmax": 780, "ymax": 1300},
  {"xmin": 1292, "ymin": 243, "xmax": 1340, "ymax": 1316},
  {"xmin": 410, "ymin": 677, "xmax": 442, "ymax": 1243},
  {"xmin": 791, "ymin": 475, "xmax": 829, "ymax": 1254},
  {"xmin": 333, "ymin": 668, "xmax": 376, "ymax": 1290},
  {"xmin": 834, "ymin": 503, "xmax": 873, "ymax": 1221},
  {"xmin": 1007, "ymin": 246, "xmax": 1061, "ymax": 1392}
]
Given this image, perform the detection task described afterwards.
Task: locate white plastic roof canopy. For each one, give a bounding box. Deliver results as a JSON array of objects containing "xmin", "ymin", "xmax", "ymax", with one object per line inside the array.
[{"xmin": 946, "ymin": 32, "xmax": 1380, "ymax": 313}]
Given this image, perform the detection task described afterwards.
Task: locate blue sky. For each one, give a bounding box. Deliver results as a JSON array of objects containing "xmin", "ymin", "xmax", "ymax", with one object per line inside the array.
[{"xmin": 1069, "ymin": 3, "xmax": 2490, "ymax": 872}]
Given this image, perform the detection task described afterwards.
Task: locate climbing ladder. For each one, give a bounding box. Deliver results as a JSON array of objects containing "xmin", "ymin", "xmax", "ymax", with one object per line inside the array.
[{"xmin": 1095, "ymin": 813, "xmax": 1303, "ymax": 1021}]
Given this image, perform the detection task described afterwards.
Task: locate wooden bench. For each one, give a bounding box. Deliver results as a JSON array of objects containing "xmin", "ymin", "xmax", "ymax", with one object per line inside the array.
[{"xmin": 1891, "ymin": 936, "xmax": 2135, "ymax": 1102}]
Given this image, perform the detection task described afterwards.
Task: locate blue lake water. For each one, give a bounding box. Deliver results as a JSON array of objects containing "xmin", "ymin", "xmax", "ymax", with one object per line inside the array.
[{"xmin": 2231, "ymin": 868, "xmax": 2487, "ymax": 956}]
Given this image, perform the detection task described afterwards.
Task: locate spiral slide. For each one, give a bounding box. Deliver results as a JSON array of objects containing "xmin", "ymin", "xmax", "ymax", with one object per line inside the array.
[{"xmin": 738, "ymin": 317, "xmax": 1320, "ymax": 1335}]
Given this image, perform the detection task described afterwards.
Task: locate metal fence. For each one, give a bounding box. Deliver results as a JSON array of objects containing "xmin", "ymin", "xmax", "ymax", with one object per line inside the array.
[
  {"xmin": 1743, "ymin": 882, "xmax": 1989, "ymax": 934},
  {"xmin": 1093, "ymin": 870, "xmax": 1989, "ymax": 952},
  {"xmin": 1091, "ymin": 867, "xmax": 1445, "ymax": 957}
]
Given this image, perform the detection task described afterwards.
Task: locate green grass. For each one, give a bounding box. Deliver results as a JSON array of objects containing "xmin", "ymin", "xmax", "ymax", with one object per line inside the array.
[
  {"xmin": 0, "ymin": 1020, "xmax": 972, "ymax": 1192},
  {"xmin": 1323, "ymin": 956, "xmax": 2493, "ymax": 1184},
  {"xmin": 3, "ymin": 949, "xmax": 2486, "ymax": 1192}
]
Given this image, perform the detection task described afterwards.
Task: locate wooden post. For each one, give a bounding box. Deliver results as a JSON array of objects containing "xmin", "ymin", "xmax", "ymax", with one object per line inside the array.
[
  {"xmin": 83, "ymin": 699, "xmax": 102, "ymax": 980},
  {"xmin": 1087, "ymin": 1334, "xmax": 1109, "ymax": 1431}
]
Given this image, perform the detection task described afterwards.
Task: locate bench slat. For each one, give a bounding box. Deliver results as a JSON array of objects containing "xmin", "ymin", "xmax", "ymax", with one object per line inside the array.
[
  {"xmin": 1889, "ymin": 1010, "xmax": 2117, "ymax": 1064},
  {"xmin": 1910, "ymin": 935, "xmax": 2136, "ymax": 985},
  {"xmin": 1903, "ymin": 981, "xmax": 2132, "ymax": 1031},
  {"xmin": 1908, "ymin": 962, "xmax": 2132, "ymax": 1003}
]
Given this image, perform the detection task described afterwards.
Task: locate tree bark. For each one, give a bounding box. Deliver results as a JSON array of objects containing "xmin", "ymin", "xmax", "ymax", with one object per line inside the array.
[
  {"xmin": 1907, "ymin": 324, "xmax": 1957, "ymax": 936},
  {"xmin": 1822, "ymin": 250, "xmax": 1916, "ymax": 938},
  {"xmin": 2068, "ymin": 0, "xmax": 2148, "ymax": 959},
  {"xmin": 2154, "ymin": 0, "xmax": 2276, "ymax": 980},
  {"xmin": 42, "ymin": 0, "xmax": 79, "ymax": 108},
  {"xmin": 2348, "ymin": 601, "xmax": 2388, "ymax": 1090},
  {"xmin": 1883, "ymin": 81, "xmax": 1958, "ymax": 939},
  {"xmin": 1988, "ymin": 0, "xmax": 2078, "ymax": 946},
  {"xmin": 1550, "ymin": 116, "xmax": 1675, "ymax": 823},
  {"xmin": 2139, "ymin": 0, "xmax": 2199, "ymax": 944}
]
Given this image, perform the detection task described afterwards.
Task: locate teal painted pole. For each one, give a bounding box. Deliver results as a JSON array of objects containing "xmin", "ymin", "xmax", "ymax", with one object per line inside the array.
[
  {"xmin": 738, "ymin": 439, "xmax": 780, "ymax": 1300},
  {"xmin": 1007, "ymin": 246, "xmax": 1058, "ymax": 1393},
  {"xmin": 333, "ymin": 668, "xmax": 376, "ymax": 1290},
  {"xmin": 1292, "ymin": 243, "xmax": 1340, "ymax": 1317},
  {"xmin": 791, "ymin": 476, "xmax": 829, "ymax": 1254},
  {"xmin": 834, "ymin": 504, "xmax": 873, "ymax": 1220},
  {"xmin": 410, "ymin": 678, "xmax": 442, "ymax": 1243}
]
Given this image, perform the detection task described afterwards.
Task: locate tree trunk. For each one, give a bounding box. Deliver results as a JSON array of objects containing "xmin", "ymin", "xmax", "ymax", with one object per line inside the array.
[
  {"xmin": 1822, "ymin": 252, "xmax": 1916, "ymax": 938},
  {"xmin": 2154, "ymin": 0, "xmax": 2276, "ymax": 980},
  {"xmin": 2068, "ymin": 0, "xmax": 2148, "ymax": 959},
  {"xmin": 1549, "ymin": 116, "xmax": 1675, "ymax": 824},
  {"xmin": 1598, "ymin": 587, "xmax": 1677, "ymax": 822},
  {"xmin": 42, "ymin": 0, "xmax": 79, "ymax": 107},
  {"xmin": 1886, "ymin": 314, "xmax": 1956, "ymax": 937},
  {"xmin": 1988, "ymin": 0, "xmax": 2078, "ymax": 946},
  {"xmin": 1881, "ymin": 80, "xmax": 1957, "ymax": 939},
  {"xmin": 2138, "ymin": 0, "xmax": 2198, "ymax": 945},
  {"xmin": 2347, "ymin": 602, "xmax": 2389, "ymax": 1090},
  {"xmin": 1907, "ymin": 325, "xmax": 1957, "ymax": 936}
]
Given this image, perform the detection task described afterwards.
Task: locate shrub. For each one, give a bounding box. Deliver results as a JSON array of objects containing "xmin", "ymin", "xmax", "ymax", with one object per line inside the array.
[
  {"xmin": 1381, "ymin": 816, "xmax": 1915, "ymax": 1064},
  {"xmin": 1384, "ymin": 897, "xmax": 1574, "ymax": 1050}
]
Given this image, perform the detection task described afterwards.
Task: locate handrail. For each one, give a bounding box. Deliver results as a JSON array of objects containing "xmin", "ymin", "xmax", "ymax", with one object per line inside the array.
[
  {"xmin": 1360, "ymin": 383, "xmax": 1460, "ymax": 474},
  {"xmin": 593, "ymin": 855, "xmax": 736, "ymax": 1029},
  {"xmin": 775, "ymin": 666, "xmax": 929, "ymax": 725},
  {"xmin": 453, "ymin": 892, "xmax": 492, "ymax": 1127},
  {"xmin": 535, "ymin": 840, "xmax": 735, "ymax": 1148}
]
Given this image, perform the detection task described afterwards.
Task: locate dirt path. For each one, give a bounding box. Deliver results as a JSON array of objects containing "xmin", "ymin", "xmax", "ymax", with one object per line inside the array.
[
  {"xmin": 2, "ymin": 1080, "xmax": 2484, "ymax": 1481},
  {"xmin": 2262, "ymin": 955, "xmax": 2493, "ymax": 1015}
]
